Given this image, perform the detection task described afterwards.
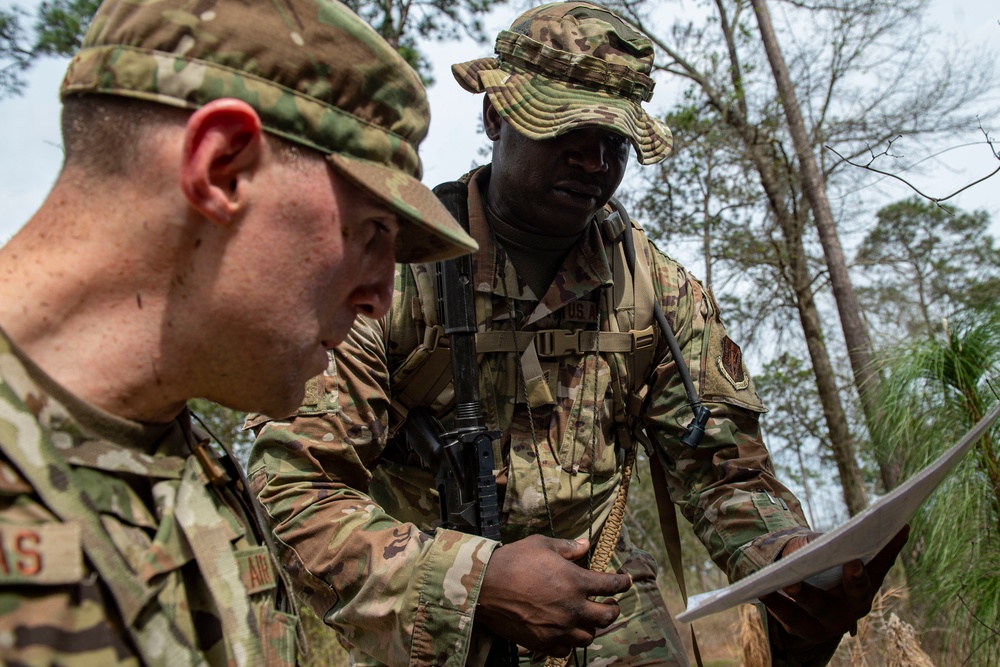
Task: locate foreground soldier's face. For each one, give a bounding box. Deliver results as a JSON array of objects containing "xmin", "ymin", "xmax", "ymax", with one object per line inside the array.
[
  {"xmin": 199, "ymin": 152, "xmax": 399, "ymax": 418},
  {"xmin": 487, "ymin": 113, "xmax": 629, "ymax": 238}
]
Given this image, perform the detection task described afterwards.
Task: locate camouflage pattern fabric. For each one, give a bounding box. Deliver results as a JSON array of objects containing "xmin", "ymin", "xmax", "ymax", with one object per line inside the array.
[
  {"xmin": 452, "ymin": 1, "xmax": 673, "ymax": 165},
  {"xmin": 249, "ymin": 166, "xmax": 818, "ymax": 666},
  {"xmin": 0, "ymin": 329, "xmax": 297, "ymax": 667},
  {"xmin": 61, "ymin": 0, "xmax": 475, "ymax": 263}
]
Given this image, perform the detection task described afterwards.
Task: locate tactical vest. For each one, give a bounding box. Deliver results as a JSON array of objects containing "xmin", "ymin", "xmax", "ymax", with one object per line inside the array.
[{"xmin": 387, "ymin": 180, "xmax": 661, "ymax": 448}]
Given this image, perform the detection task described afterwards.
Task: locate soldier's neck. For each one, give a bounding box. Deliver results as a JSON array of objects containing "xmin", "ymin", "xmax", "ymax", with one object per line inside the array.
[{"xmin": 483, "ymin": 198, "xmax": 581, "ymax": 300}]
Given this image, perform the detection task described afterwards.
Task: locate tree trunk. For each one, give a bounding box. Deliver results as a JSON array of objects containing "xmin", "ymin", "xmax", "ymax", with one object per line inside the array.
[
  {"xmin": 787, "ymin": 231, "xmax": 869, "ymax": 516},
  {"xmin": 750, "ymin": 0, "xmax": 895, "ymax": 493},
  {"xmin": 743, "ymin": 139, "xmax": 870, "ymax": 515},
  {"xmin": 725, "ymin": 117, "xmax": 873, "ymax": 514}
]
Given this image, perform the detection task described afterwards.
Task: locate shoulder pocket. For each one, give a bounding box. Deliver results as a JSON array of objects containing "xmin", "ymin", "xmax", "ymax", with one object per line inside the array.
[{"xmin": 698, "ymin": 285, "xmax": 766, "ymax": 413}]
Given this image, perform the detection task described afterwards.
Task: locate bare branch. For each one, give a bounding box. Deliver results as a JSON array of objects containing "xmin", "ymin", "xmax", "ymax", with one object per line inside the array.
[{"xmin": 827, "ymin": 126, "xmax": 1000, "ymax": 206}]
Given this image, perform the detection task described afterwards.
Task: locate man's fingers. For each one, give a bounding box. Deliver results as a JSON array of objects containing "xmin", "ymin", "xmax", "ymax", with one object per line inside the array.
[
  {"xmin": 761, "ymin": 591, "xmax": 828, "ymax": 643},
  {"xmin": 866, "ymin": 525, "xmax": 910, "ymax": 582},
  {"xmin": 586, "ymin": 571, "xmax": 632, "ymax": 598},
  {"xmin": 577, "ymin": 597, "xmax": 621, "ymax": 630},
  {"xmin": 568, "ymin": 626, "xmax": 597, "ymax": 648},
  {"xmin": 552, "ymin": 537, "xmax": 592, "ymax": 561}
]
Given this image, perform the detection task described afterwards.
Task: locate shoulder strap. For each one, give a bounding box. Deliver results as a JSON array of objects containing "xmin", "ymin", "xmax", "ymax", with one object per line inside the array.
[
  {"xmin": 649, "ymin": 451, "xmax": 704, "ymax": 667},
  {"xmin": 388, "ymin": 182, "xmax": 470, "ymax": 431},
  {"xmin": 608, "ymin": 198, "xmax": 705, "ymax": 666}
]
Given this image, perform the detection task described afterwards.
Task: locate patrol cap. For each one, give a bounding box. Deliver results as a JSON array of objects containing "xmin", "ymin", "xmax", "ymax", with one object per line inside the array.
[
  {"xmin": 452, "ymin": 1, "xmax": 672, "ymax": 165},
  {"xmin": 60, "ymin": 0, "xmax": 477, "ymax": 263}
]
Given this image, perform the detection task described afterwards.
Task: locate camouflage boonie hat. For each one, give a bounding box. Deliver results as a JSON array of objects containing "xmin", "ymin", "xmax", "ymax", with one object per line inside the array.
[
  {"xmin": 452, "ymin": 1, "xmax": 672, "ymax": 165},
  {"xmin": 60, "ymin": 0, "xmax": 477, "ymax": 263}
]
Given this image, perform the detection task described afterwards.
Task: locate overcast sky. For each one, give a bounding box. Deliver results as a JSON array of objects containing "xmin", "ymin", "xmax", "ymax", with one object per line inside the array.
[{"xmin": 2, "ymin": 0, "xmax": 998, "ymax": 261}]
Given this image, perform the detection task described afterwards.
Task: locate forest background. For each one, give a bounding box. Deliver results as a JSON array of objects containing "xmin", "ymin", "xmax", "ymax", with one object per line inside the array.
[{"xmin": 3, "ymin": 0, "xmax": 1000, "ymax": 665}]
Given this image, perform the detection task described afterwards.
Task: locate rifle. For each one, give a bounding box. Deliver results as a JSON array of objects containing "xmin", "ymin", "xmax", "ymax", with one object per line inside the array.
[
  {"xmin": 404, "ymin": 184, "xmax": 513, "ymax": 664},
  {"xmin": 404, "ymin": 233, "xmax": 501, "ymax": 541}
]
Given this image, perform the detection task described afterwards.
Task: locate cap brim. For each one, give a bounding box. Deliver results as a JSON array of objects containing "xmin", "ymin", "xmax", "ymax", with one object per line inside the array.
[
  {"xmin": 453, "ymin": 58, "xmax": 672, "ymax": 165},
  {"xmin": 326, "ymin": 153, "xmax": 478, "ymax": 263}
]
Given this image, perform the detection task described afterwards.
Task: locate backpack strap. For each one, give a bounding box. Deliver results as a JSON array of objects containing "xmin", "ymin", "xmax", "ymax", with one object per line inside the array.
[
  {"xmin": 649, "ymin": 451, "xmax": 705, "ymax": 667},
  {"xmin": 608, "ymin": 198, "xmax": 705, "ymax": 667},
  {"xmin": 387, "ymin": 181, "xmax": 469, "ymax": 434}
]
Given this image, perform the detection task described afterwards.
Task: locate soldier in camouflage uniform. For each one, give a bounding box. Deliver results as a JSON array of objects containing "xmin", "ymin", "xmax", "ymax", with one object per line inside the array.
[
  {"xmin": 0, "ymin": 0, "xmax": 476, "ymax": 665},
  {"xmin": 249, "ymin": 2, "xmax": 906, "ymax": 666}
]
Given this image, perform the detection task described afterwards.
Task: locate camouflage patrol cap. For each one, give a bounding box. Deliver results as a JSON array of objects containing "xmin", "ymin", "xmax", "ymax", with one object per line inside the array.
[
  {"xmin": 452, "ymin": 1, "xmax": 672, "ymax": 165},
  {"xmin": 59, "ymin": 0, "xmax": 476, "ymax": 263}
]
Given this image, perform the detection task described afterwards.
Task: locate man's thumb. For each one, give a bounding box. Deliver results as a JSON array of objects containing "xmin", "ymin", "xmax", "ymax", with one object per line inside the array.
[{"xmin": 555, "ymin": 537, "xmax": 591, "ymax": 560}]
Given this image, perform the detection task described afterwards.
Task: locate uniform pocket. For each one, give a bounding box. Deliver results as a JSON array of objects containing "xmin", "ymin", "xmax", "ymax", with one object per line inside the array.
[{"xmin": 553, "ymin": 354, "xmax": 617, "ymax": 477}]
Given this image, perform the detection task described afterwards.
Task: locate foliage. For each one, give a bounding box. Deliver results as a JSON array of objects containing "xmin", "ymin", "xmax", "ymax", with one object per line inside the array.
[
  {"xmin": 188, "ymin": 398, "xmax": 254, "ymax": 467},
  {"xmin": 0, "ymin": 0, "xmax": 96, "ymax": 98},
  {"xmin": 0, "ymin": 4, "xmax": 32, "ymax": 97},
  {"xmin": 305, "ymin": 0, "xmax": 503, "ymax": 84},
  {"xmin": 32, "ymin": 0, "xmax": 98, "ymax": 55},
  {"xmin": 870, "ymin": 307, "xmax": 1000, "ymax": 665},
  {"xmin": 856, "ymin": 197, "xmax": 1000, "ymax": 340}
]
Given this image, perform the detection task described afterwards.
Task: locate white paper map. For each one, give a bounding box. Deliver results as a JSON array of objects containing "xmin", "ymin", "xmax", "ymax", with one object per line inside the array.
[{"xmin": 676, "ymin": 400, "xmax": 1000, "ymax": 624}]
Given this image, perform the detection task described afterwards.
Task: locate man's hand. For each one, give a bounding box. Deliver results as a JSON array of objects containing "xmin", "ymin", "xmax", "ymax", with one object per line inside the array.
[
  {"xmin": 760, "ymin": 525, "xmax": 910, "ymax": 648},
  {"xmin": 475, "ymin": 535, "xmax": 632, "ymax": 657}
]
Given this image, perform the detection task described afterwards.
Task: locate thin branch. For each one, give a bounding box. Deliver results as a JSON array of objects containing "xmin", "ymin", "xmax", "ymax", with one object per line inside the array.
[{"xmin": 826, "ymin": 125, "xmax": 1000, "ymax": 206}]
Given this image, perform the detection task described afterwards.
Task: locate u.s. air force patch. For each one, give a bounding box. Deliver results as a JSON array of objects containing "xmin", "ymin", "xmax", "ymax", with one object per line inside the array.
[{"xmin": 717, "ymin": 336, "xmax": 750, "ymax": 390}]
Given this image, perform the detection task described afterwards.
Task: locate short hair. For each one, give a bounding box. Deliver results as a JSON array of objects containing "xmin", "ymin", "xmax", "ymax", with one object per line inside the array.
[
  {"xmin": 61, "ymin": 96, "xmax": 182, "ymax": 176},
  {"xmin": 60, "ymin": 96, "xmax": 306, "ymax": 177}
]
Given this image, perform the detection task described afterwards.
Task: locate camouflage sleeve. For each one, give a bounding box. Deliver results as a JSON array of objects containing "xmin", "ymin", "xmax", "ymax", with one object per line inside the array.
[
  {"xmin": 641, "ymin": 241, "xmax": 812, "ymax": 584},
  {"xmin": 247, "ymin": 267, "xmax": 498, "ymax": 667}
]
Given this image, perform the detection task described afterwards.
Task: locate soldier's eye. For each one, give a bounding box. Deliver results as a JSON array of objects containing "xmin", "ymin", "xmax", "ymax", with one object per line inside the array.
[{"xmin": 606, "ymin": 133, "xmax": 629, "ymax": 151}]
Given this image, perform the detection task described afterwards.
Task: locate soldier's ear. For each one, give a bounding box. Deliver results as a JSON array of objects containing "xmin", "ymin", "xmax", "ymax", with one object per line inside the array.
[
  {"xmin": 483, "ymin": 97, "xmax": 502, "ymax": 141},
  {"xmin": 180, "ymin": 99, "xmax": 264, "ymax": 226}
]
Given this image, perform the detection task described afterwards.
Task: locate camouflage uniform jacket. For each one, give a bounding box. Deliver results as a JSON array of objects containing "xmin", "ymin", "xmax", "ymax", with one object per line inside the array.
[
  {"xmin": 249, "ymin": 167, "xmax": 815, "ymax": 666},
  {"xmin": 0, "ymin": 328, "xmax": 298, "ymax": 667}
]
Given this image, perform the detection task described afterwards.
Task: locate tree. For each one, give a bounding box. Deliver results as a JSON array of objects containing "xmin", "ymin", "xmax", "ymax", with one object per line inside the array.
[
  {"xmin": 749, "ymin": 0, "xmax": 880, "ymax": 468},
  {"xmin": 856, "ymin": 198, "xmax": 1000, "ymax": 340},
  {"xmin": 0, "ymin": 0, "xmax": 97, "ymax": 98},
  {"xmin": 341, "ymin": 0, "xmax": 503, "ymax": 83},
  {"xmin": 613, "ymin": 0, "xmax": 996, "ymax": 511},
  {"xmin": 871, "ymin": 308, "xmax": 1000, "ymax": 665}
]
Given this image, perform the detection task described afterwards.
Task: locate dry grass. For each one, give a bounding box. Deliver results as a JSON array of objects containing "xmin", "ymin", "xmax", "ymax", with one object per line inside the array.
[
  {"xmin": 738, "ymin": 604, "xmax": 770, "ymax": 667},
  {"xmin": 832, "ymin": 586, "xmax": 935, "ymax": 667},
  {"xmin": 666, "ymin": 585, "xmax": 743, "ymax": 667}
]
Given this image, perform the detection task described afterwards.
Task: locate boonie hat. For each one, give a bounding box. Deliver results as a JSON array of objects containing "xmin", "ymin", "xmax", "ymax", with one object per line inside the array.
[
  {"xmin": 452, "ymin": 1, "xmax": 672, "ymax": 165},
  {"xmin": 60, "ymin": 0, "xmax": 477, "ymax": 263}
]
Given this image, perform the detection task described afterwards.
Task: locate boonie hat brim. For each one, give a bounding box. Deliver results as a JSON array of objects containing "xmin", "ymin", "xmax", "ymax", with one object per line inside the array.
[{"xmin": 453, "ymin": 57, "xmax": 672, "ymax": 165}]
